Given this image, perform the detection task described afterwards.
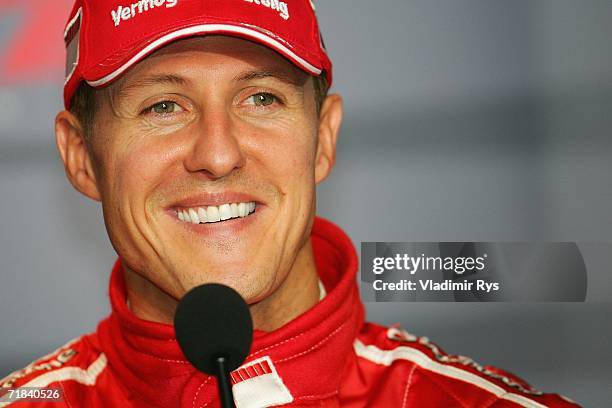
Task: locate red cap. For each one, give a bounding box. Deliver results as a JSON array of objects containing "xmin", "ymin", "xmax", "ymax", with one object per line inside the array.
[{"xmin": 62, "ymin": 0, "xmax": 332, "ymax": 109}]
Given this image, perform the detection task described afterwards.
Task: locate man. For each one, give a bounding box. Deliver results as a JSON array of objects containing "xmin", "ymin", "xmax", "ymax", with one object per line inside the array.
[{"xmin": 0, "ymin": 0, "xmax": 580, "ymax": 407}]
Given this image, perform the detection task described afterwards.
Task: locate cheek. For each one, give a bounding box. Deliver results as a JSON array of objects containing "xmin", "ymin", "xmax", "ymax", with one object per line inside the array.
[
  {"xmin": 252, "ymin": 123, "xmax": 318, "ymax": 231},
  {"xmin": 94, "ymin": 129, "xmax": 181, "ymax": 214},
  {"xmin": 117, "ymin": 144, "xmax": 166, "ymax": 187},
  {"xmin": 245, "ymin": 120, "xmax": 318, "ymax": 182}
]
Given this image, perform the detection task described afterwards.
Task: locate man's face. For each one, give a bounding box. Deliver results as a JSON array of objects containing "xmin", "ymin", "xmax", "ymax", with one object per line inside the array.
[{"xmin": 80, "ymin": 36, "xmax": 335, "ymax": 304}]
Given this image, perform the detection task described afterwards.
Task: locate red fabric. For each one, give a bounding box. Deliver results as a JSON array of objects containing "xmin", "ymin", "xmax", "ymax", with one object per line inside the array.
[
  {"xmin": 62, "ymin": 0, "xmax": 332, "ymax": 108},
  {"xmin": 1, "ymin": 217, "xmax": 581, "ymax": 407}
]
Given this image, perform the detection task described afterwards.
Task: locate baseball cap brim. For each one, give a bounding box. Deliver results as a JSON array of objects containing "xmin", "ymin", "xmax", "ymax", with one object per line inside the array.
[
  {"xmin": 87, "ymin": 23, "xmax": 324, "ymax": 88},
  {"xmin": 63, "ymin": 0, "xmax": 332, "ymax": 108}
]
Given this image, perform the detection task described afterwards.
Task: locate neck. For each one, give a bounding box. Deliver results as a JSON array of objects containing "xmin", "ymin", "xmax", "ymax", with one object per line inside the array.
[{"xmin": 123, "ymin": 240, "xmax": 321, "ymax": 332}]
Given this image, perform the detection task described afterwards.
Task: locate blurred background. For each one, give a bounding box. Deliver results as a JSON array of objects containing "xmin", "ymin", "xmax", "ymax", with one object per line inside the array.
[{"xmin": 1, "ymin": 0, "xmax": 611, "ymax": 405}]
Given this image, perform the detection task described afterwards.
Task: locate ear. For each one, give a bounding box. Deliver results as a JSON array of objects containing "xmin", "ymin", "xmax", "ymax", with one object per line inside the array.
[
  {"xmin": 314, "ymin": 94, "xmax": 343, "ymax": 184},
  {"xmin": 55, "ymin": 111, "xmax": 101, "ymax": 201}
]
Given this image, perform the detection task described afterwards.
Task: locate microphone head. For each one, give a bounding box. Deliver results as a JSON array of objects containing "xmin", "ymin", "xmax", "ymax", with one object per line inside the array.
[{"xmin": 174, "ymin": 283, "xmax": 253, "ymax": 375}]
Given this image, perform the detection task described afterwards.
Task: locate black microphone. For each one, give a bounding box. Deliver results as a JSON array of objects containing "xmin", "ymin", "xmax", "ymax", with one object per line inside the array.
[{"xmin": 174, "ymin": 284, "xmax": 253, "ymax": 408}]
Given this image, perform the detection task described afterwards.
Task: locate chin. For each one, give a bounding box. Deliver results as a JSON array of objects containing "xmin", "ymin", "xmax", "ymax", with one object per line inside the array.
[{"xmin": 177, "ymin": 262, "xmax": 271, "ymax": 294}]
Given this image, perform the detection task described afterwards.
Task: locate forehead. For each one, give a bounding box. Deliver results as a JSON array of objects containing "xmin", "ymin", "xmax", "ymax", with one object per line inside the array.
[{"xmin": 113, "ymin": 35, "xmax": 310, "ymax": 89}]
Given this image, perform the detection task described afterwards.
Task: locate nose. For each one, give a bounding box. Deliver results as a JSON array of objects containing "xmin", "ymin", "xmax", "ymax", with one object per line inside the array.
[{"xmin": 184, "ymin": 109, "xmax": 245, "ymax": 179}]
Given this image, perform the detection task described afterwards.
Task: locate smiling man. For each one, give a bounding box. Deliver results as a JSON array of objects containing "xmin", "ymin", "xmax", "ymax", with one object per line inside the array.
[
  {"xmin": 65, "ymin": 35, "xmax": 334, "ymax": 332},
  {"xmin": 0, "ymin": 1, "xmax": 581, "ymax": 407}
]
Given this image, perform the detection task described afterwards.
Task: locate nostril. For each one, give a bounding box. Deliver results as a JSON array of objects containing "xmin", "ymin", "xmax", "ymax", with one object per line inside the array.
[{"xmin": 184, "ymin": 116, "xmax": 245, "ymax": 177}]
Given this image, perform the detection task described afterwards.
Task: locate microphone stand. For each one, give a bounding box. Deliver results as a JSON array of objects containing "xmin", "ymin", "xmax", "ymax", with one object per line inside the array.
[{"xmin": 214, "ymin": 355, "xmax": 235, "ymax": 408}]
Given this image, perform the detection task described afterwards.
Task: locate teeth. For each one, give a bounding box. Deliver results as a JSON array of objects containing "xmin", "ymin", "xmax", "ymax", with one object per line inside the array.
[
  {"xmin": 176, "ymin": 201, "xmax": 257, "ymax": 224},
  {"xmin": 197, "ymin": 207, "xmax": 207, "ymax": 223},
  {"xmin": 188, "ymin": 208, "xmax": 199, "ymax": 224},
  {"xmin": 219, "ymin": 204, "xmax": 232, "ymax": 221},
  {"xmin": 207, "ymin": 206, "xmax": 221, "ymax": 222}
]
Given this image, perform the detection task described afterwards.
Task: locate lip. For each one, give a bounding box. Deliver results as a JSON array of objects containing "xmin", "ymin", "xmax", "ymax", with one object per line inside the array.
[
  {"xmin": 164, "ymin": 191, "xmax": 265, "ymax": 237},
  {"xmin": 168, "ymin": 191, "xmax": 263, "ymax": 210},
  {"xmin": 166, "ymin": 203, "xmax": 264, "ymax": 236}
]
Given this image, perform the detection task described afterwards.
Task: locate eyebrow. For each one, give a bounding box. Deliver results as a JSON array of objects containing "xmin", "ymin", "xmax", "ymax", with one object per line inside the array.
[
  {"xmin": 233, "ymin": 69, "xmax": 308, "ymax": 88},
  {"xmin": 113, "ymin": 68, "xmax": 307, "ymax": 101},
  {"xmin": 115, "ymin": 74, "xmax": 187, "ymax": 99}
]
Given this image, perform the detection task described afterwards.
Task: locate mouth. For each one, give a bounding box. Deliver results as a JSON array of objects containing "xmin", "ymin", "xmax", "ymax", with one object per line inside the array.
[{"xmin": 175, "ymin": 201, "xmax": 257, "ymax": 225}]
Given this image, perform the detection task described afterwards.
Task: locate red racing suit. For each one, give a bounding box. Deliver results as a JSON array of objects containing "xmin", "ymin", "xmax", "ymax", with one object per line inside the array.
[{"xmin": 1, "ymin": 218, "xmax": 580, "ymax": 407}]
